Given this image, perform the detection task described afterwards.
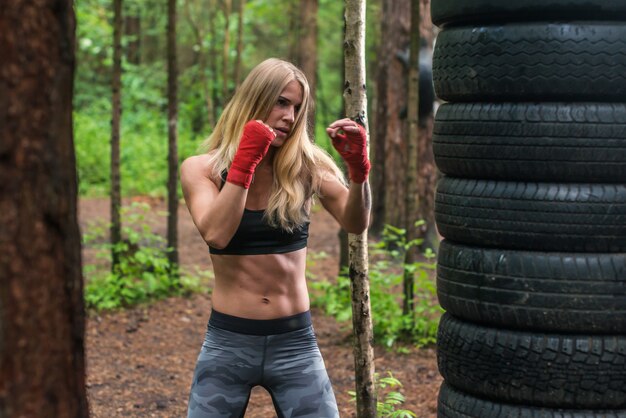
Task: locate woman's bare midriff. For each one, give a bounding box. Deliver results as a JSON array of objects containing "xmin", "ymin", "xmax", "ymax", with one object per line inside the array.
[{"xmin": 209, "ymin": 248, "xmax": 310, "ymax": 319}]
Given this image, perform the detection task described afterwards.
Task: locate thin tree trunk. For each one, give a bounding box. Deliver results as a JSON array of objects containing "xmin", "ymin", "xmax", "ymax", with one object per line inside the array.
[
  {"xmin": 402, "ymin": 0, "xmax": 421, "ymax": 315},
  {"xmin": 233, "ymin": 0, "xmax": 245, "ymax": 88},
  {"xmin": 372, "ymin": 0, "xmax": 410, "ymax": 234},
  {"xmin": 298, "ymin": 0, "xmax": 318, "ymax": 132},
  {"xmin": 344, "ymin": 1, "xmax": 376, "ymax": 416},
  {"xmin": 0, "ymin": 1, "xmax": 88, "ymax": 416},
  {"xmin": 221, "ymin": 0, "xmax": 232, "ymax": 100},
  {"xmin": 184, "ymin": 0, "xmax": 216, "ymax": 127},
  {"xmin": 125, "ymin": 10, "xmax": 141, "ymax": 65},
  {"xmin": 288, "ymin": 0, "xmax": 300, "ymax": 62},
  {"xmin": 209, "ymin": 0, "xmax": 220, "ymax": 119},
  {"xmin": 167, "ymin": 0, "xmax": 179, "ymax": 280},
  {"xmin": 416, "ymin": 0, "xmax": 438, "ymax": 250},
  {"xmin": 111, "ymin": 0, "xmax": 123, "ymax": 272}
]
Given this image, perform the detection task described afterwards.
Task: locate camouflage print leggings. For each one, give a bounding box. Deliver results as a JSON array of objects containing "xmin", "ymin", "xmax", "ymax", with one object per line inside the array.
[{"xmin": 186, "ymin": 310, "xmax": 339, "ymax": 418}]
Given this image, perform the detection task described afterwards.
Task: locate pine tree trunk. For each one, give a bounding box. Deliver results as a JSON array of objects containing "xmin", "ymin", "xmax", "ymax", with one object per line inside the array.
[
  {"xmin": 372, "ymin": 0, "xmax": 410, "ymax": 234},
  {"xmin": 288, "ymin": 1, "xmax": 300, "ymax": 62},
  {"xmin": 221, "ymin": 0, "xmax": 232, "ymax": 100},
  {"xmin": 209, "ymin": 0, "xmax": 220, "ymax": 118},
  {"xmin": 0, "ymin": 1, "xmax": 88, "ymax": 416},
  {"xmin": 233, "ymin": 0, "xmax": 245, "ymax": 88},
  {"xmin": 167, "ymin": 0, "xmax": 179, "ymax": 280},
  {"xmin": 416, "ymin": 0, "xmax": 438, "ymax": 250},
  {"xmin": 403, "ymin": 0, "xmax": 421, "ymax": 315},
  {"xmin": 344, "ymin": 1, "xmax": 377, "ymax": 416},
  {"xmin": 111, "ymin": 0, "xmax": 123, "ymax": 272},
  {"xmin": 298, "ymin": 0, "xmax": 318, "ymax": 131},
  {"xmin": 184, "ymin": 0, "xmax": 215, "ymax": 127},
  {"xmin": 125, "ymin": 11, "xmax": 141, "ymax": 65}
]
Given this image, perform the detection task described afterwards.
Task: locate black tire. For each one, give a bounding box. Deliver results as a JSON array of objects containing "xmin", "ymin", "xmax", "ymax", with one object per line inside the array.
[
  {"xmin": 433, "ymin": 24, "xmax": 626, "ymax": 102},
  {"xmin": 435, "ymin": 177, "xmax": 626, "ymax": 252},
  {"xmin": 437, "ymin": 240, "xmax": 626, "ymax": 333},
  {"xmin": 437, "ymin": 314, "xmax": 626, "ymax": 409},
  {"xmin": 432, "ymin": 0, "xmax": 626, "ymax": 28},
  {"xmin": 438, "ymin": 382, "xmax": 626, "ymax": 418},
  {"xmin": 433, "ymin": 103, "xmax": 626, "ymax": 182}
]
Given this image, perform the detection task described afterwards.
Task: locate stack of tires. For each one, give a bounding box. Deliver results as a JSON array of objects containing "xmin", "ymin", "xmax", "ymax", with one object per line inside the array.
[{"xmin": 430, "ymin": 1, "xmax": 626, "ymax": 417}]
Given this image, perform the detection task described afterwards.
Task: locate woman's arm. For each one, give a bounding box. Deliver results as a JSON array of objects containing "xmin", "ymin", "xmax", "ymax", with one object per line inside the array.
[
  {"xmin": 318, "ymin": 174, "xmax": 371, "ymax": 234},
  {"xmin": 320, "ymin": 118, "xmax": 372, "ymax": 234},
  {"xmin": 180, "ymin": 156, "xmax": 248, "ymax": 249},
  {"xmin": 180, "ymin": 120, "xmax": 276, "ymax": 248}
]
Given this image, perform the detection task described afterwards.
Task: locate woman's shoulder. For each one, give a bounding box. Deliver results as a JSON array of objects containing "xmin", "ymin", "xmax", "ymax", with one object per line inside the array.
[{"xmin": 180, "ymin": 152, "xmax": 220, "ymax": 184}]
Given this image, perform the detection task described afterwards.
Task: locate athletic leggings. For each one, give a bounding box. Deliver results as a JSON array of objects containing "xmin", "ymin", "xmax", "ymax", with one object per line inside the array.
[{"xmin": 186, "ymin": 310, "xmax": 339, "ymax": 418}]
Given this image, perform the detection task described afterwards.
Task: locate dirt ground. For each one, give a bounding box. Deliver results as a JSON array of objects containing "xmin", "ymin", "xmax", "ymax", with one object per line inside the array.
[{"xmin": 80, "ymin": 197, "xmax": 442, "ymax": 418}]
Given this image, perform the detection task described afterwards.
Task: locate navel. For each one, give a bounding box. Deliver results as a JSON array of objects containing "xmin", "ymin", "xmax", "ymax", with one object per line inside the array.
[{"xmin": 262, "ymin": 297, "xmax": 270, "ymax": 304}]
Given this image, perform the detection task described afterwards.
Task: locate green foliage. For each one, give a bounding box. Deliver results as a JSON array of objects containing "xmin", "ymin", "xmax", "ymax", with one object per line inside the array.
[
  {"xmin": 82, "ymin": 203, "xmax": 208, "ymax": 310},
  {"xmin": 349, "ymin": 372, "xmax": 417, "ymax": 418},
  {"xmin": 311, "ymin": 224, "xmax": 441, "ymax": 348}
]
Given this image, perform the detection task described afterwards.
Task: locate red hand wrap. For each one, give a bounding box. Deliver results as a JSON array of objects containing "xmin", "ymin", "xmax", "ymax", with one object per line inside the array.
[
  {"xmin": 226, "ymin": 121, "xmax": 276, "ymax": 189},
  {"xmin": 331, "ymin": 124, "xmax": 370, "ymax": 183}
]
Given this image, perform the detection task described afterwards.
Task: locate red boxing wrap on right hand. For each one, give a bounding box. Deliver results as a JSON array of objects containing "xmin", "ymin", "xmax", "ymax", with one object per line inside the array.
[
  {"xmin": 226, "ymin": 120, "xmax": 276, "ymax": 189},
  {"xmin": 331, "ymin": 124, "xmax": 370, "ymax": 184}
]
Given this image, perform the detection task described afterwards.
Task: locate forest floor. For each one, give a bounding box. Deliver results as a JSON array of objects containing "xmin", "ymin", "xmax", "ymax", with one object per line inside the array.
[{"xmin": 80, "ymin": 197, "xmax": 441, "ymax": 418}]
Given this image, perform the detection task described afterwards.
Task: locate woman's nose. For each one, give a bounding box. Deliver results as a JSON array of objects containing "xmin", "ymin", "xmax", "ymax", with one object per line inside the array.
[{"xmin": 283, "ymin": 106, "xmax": 295, "ymax": 123}]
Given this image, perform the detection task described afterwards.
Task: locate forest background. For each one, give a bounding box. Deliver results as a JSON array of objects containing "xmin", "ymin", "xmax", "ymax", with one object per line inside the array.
[{"xmin": 75, "ymin": 0, "xmax": 438, "ymax": 243}]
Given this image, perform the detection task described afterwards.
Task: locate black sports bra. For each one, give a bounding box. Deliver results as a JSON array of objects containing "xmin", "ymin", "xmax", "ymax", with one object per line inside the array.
[{"xmin": 208, "ymin": 171, "xmax": 310, "ymax": 255}]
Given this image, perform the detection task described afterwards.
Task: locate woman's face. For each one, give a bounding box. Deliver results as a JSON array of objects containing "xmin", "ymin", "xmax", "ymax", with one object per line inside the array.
[{"xmin": 266, "ymin": 80, "xmax": 303, "ymax": 147}]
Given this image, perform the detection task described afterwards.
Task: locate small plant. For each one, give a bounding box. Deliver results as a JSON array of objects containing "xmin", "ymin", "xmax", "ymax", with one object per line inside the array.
[
  {"xmin": 349, "ymin": 372, "xmax": 417, "ymax": 417},
  {"xmin": 310, "ymin": 223, "xmax": 441, "ymax": 348},
  {"xmin": 82, "ymin": 202, "xmax": 206, "ymax": 310}
]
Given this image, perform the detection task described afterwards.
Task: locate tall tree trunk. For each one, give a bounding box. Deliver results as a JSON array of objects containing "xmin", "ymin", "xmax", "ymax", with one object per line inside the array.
[
  {"xmin": 344, "ymin": 1, "xmax": 377, "ymax": 416},
  {"xmin": 125, "ymin": 10, "xmax": 141, "ymax": 65},
  {"xmin": 0, "ymin": 1, "xmax": 88, "ymax": 416},
  {"xmin": 233, "ymin": 0, "xmax": 245, "ymax": 88},
  {"xmin": 111, "ymin": 0, "xmax": 123, "ymax": 272},
  {"xmin": 221, "ymin": 0, "xmax": 232, "ymax": 101},
  {"xmin": 288, "ymin": 0, "xmax": 300, "ymax": 63},
  {"xmin": 209, "ymin": 0, "xmax": 220, "ymax": 119},
  {"xmin": 403, "ymin": 0, "xmax": 421, "ymax": 315},
  {"xmin": 416, "ymin": 0, "xmax": 437, "ymax": 250},
  {"xmin": 298, "ymin": 0, "xmax": 318, "ymax": 132},
  {"xmin": 184, "ymin": 0, "xmax": 216, "ymax": 127},
  {"xmin": 371, "ymin": 0, "xmax": 410, "ymax": 235},
  {"xmin": 167, "ymin": 0, "xmax": 179, "ymax": 280}
]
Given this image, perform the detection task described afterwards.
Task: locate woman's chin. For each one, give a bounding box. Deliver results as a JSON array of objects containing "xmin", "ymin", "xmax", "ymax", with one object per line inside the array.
[{"xmin": 270, "ymin": 134, "xmax": 288, "ymax": 147}]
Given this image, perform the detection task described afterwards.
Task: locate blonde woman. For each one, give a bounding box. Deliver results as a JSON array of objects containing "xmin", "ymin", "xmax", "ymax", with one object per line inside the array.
[{"xmin": 181, "ymin": 58, "xmax": 370, "ymax": 418}]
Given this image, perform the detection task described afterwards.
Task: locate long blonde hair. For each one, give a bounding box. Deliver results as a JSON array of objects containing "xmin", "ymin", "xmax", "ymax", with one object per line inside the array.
[{"xmin": 200, "ymin": 58, "xmax": 345, "ymax": 231}]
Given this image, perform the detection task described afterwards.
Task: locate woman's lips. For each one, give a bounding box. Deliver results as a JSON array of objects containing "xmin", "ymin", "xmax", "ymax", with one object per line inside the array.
[{"xmin": 275, "ymin": 127, "xmax": 289, "ymax": 137}]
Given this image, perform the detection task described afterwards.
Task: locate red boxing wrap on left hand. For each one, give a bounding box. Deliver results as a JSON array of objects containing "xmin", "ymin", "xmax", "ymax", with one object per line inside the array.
[{"xmin": 331, "ymin": 124, "xmax": 370, "ymax": 183}]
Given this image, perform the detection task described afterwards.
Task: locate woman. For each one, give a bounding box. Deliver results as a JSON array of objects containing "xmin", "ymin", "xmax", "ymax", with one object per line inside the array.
[{"xmin": 180, "ymin": 58, "xmax": 371, "ymax": 418}]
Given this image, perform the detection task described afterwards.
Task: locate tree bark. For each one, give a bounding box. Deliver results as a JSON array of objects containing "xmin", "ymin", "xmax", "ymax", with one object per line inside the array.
[
  {"xmin": 298, "ymin": 0, "xmax": 318, "ymax": 132},
  {"xmin": 0, "ymin": 1, "xmax": 88, "ymax": 416},
  {"xmin": 209, "ymin": 0, "xmax": 223, "ymax": 119},
  {"xmin": 221, "ymin": 0, "xmax": 232, "ymax": 101},
  {"xmin": 371, "ymin": 0, "xmax": 410, "ymax": 235},
  {"xmin": 288, "ymin": 1, "xmax": 300, "ymax": 63},
  {"xmin": 344, "ymin": 1, "xmax": 377, "ymax": 416},
  {"xmin": 124, "ymin": 9, "xmax": 141, "ymax": 65},
  {"xmin": 233, "ymin": 0, "xmax": 245, "ymax": 88},
  {"xmin": 403, "ymin": 0, "xmax": 421, "ymax": 315},
  {"xmin": 416, "ymin": 0, "xmax": 438, "ymax": 250},
  {"xmin": 167, "ymin": 0, "xmax": 179, "ymax": 279},
  {"xmin": 111, "ymin": 0, "xmax": 123, "ymax": 272},
  {"xmin": 184, "ymin": 0, "xmax": 216, "ymax": 127}
]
